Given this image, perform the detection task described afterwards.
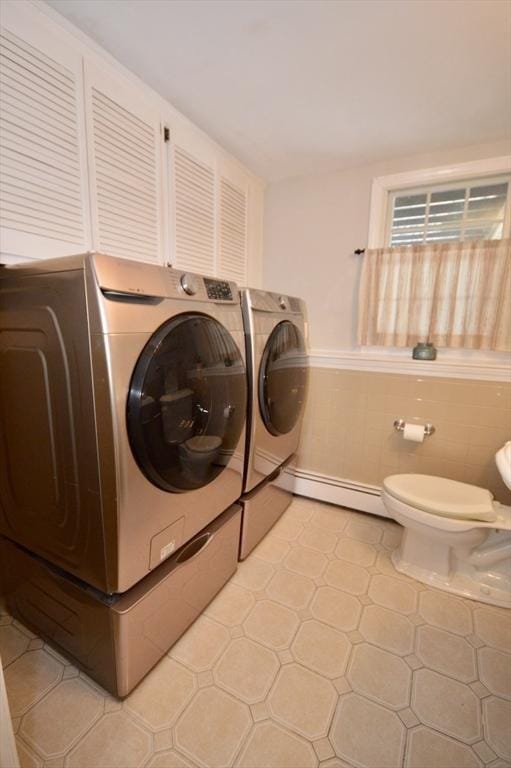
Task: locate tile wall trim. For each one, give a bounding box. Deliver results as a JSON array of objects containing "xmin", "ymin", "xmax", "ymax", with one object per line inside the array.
[
  {"xmin": 280, "ymin": 466, "xmax": 389, "ymax": 520},
  {"xmin": 309, "ymin": 349, "xmax": 511, "ymax": 382}
]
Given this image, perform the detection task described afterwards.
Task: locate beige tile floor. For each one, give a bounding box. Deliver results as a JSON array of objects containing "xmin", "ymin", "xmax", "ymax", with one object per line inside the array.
[{"xmin": 1, "ymin": 497, "xmax": 511, "ymax": 768}]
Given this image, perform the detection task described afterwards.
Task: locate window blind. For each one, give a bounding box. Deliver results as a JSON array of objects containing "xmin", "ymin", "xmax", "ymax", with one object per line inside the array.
[{"xmin": 389, "ymin": 179, "xmax": 509, "ymax": 246}]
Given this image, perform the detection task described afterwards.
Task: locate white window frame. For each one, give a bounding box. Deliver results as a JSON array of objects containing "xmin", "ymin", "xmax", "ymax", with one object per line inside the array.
[{"xmin": 368, "ymin": 155, "xmax": 511, "ymax": 249}]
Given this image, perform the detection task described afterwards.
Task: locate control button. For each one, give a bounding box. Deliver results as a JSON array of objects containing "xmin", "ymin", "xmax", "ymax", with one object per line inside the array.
[
  {"xmin": 180, "ymin": 273, "xmax": 200, "ymax": 295},
  {"xmin": 278, "ymin": 296, "xmax": 288, "ymax": 310}
]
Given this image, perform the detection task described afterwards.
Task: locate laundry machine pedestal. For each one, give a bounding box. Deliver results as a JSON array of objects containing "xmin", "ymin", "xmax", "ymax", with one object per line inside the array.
[
  {"xmin": 0, "ymin": 505, "xmax": 241, "ymax": 697},
  {"xmin": 239, "ymin": 468, "xmax": 293, "ymax": 560}
]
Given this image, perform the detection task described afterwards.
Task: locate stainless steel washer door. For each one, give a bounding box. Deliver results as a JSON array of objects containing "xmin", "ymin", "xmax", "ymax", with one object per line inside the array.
[
  {"xmin": 127, "ymin": 312, "xmax": 246, "ymax": 492},
  {"xmin": 258, "ymin": 320, "xmax": 308, "ymax": 437}
]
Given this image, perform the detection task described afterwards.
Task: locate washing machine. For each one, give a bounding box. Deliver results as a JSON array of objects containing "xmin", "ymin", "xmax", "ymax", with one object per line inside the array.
[
  {"xmin": 0, "ymin": 253, "xmax": 247, "ymax": 594},
  {"xmin": 239, "ymin": 288, "xmax": 309, "ymax": 559}
]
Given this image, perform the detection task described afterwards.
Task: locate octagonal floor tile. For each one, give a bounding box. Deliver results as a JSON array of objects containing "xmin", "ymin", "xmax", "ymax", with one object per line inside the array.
[
  {"xmin": 416, "ymin": 625, "xmax": 477, "ymax": 683},
  {"xmin": 291, "ymin": 620, "xmax": 351, "ymax": 679},
  {"xmin": 347, "ymin": 643, "xmax": 411, "ymax": 709},
  {"xmin": 0, "ymin": 624, "xmax": 30, "ymax": 667},
  {"xmin": 252, "ymin": 536, "xmax": 291, "ymax": 564},
  {"xmin": 266, "ymin": 570, "xmax": 315, "ymax": 610},
  {"xmin": 244, "ymin": 600, "xmax": 299, "ymax": 650},
  {"xmin": 368, "ymin": 574, "xmax": 417, "ymax": 615},
  {"xmin": 478, "ymin": 647, "xmax": 511, "ymax": 700},
  {"xmin": 124, "ymin": 657, "xmax": 196, "ymax": 730},
  {"xmin": 268, "ymin": 664, "xmax": 336, "ymax": 740},
  {"xmin": 412, "ymin": 668, "xmax": 481, "ymax": 743},
  {"xmin": 284, "ymin": 546, "xmax": 327, "ymax": 579},
  {"xmin": 345, "ymin": 518, "xmax": 383, "ymax": 544},
  {"xmin": 330, "ymin": 693, "xmax": 406, "ymax": 768},
  {"xmin": 474, "ymin": 607, "xmax": 511, "ymax": 652},
  {"xmin": 310, "ymin": 587, "xmax": 361, "ymax": 632},
  {"xmin": 324, "ymin": 560, "xmax": 370, "ymax": 596},
  {"xmin": 271, "ymin": 516, "xmax": 304, "ymax": 542},
  {"xmin": 66, "ymin": 711, "xmax": 152, "ymax": 768},
  {"xmin": 214, "ymin": 637, "xmax": 279, "ymax": 703},
  {"xmin": 483, "ymin": 696, "xmax": 511, "ymax": 760},
  {"xmin": 169, "ymin": 615, "xmax": 230, "ymax": 672},
  {"xmin": 308, "ymin": 505, "xmax": 348, "ymax": 533},
  {"xmin": 237, "ymin": 721, "xmax": 317, "ymax": 768},
  {"xmin": 375, "ymin": 550, "xmax": 402, "ymax": 577},
  {"xmin": 288, "ymin": 498, "xmax": 316, "ymax": 523},
  {"xmin": 359, "ymin": 605, "xmax": 414, "ymax": 655},
  {"xmin": 298, "ymin": 526, "xmax": 336, "ymax": 553},
  {"xmin": 20, "ymin": 678, "xmax": 103, "ymax": 758},
  {"xmin": 4, "ymin": 650, "xmax": 63, "ymax": 717},
  {"xmin": 146, "ymin": 750, "xmax": 194, "ymax": 768},
  {"xmin": 14, "ymin": 738, "xmax": 42, "ymax": 768},
  {"xmin": 320, "ymin": 760, "xmax": 352, "ymax": 768},
  {"xmin": 232, "ymin": 558, "xmax": 275, "ymax": 591},
  {"xmin": 205, "ymin": 583, "xmax": 255, "ymax": 627},
  {"xmin": 405, "ymin": 726, "xmax": 482, "ymax": 768},
  {"xmin": 335, "ymin": 538, "xmax": 376, "ymax": 567},
  {"xmin": 175, "ymin": 687, "xmax": 251, "ymax": 767},
  {"xmin": 419, "ymin": 591, "xmax": 472, "ymax": 636}
]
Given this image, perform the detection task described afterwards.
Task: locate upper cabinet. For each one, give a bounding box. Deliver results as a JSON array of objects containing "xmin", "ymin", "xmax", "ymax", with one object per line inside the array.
[
  {"xmin": 0, "ymin": 0, "xmax": 264, "ymax": 284},
  {"xmin": 169, "ymin": 127, "xmax": 217, "ymax": 275},
  {"xmin": 84, "ymin": 60, "xmax": 163, "ymax": 264},
  {"xmin": 0, "ymin": 1, "xmax": 90, "ymax": 260},
  {"xmin": 218, "ymin": 165, "xmax": 249, "ymax": 285},
  {"xmin": 166, "ymin": 118, "xmax": 251, "ymax": 284}
]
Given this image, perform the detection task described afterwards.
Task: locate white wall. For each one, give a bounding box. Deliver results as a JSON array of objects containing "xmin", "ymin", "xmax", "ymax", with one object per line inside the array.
[{"xmin": 263, "ymin": 139, "xmax": 511, "ymax": 351}]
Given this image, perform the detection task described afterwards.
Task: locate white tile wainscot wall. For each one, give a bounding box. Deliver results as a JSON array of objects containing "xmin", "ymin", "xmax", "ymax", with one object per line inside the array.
[{"xmin": 287, "ymin": 354, "xmax": 511, "ymax": 517}]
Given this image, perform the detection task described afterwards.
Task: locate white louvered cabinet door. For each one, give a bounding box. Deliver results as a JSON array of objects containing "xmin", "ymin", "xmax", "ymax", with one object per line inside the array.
[
  {"xmin": 172, "ymin": 145, "xmax": 216, "ymax": 275},
  {"xmin": 85, "ymin": 60, "xmax": 163, "ymax": 264},
  {"xmin": 218, "ymin": 176, "xmax": 248, "ymax": 285},
  {"xmin": 0, "ymin": 1, "xmax": 90, "ymax": 262}
]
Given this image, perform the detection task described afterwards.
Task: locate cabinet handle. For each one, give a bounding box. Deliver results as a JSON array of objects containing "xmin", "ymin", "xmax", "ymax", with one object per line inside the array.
[{"xmin": 176, "ymin": 532, "xmax": 213, "ymax": 564}]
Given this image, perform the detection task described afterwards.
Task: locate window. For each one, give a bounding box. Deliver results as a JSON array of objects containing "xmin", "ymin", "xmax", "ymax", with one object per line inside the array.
[
  {"xmin": 388, "ymin": 177, "xmax": 510, "ymax": 246},
  {"xmin": 362, "ymin": 160, "xmax": 511, "ymax": 353}
]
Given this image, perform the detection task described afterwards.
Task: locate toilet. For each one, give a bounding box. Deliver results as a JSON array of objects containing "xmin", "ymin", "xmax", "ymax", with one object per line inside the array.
[
  {"xmin": 179, "ymin": 435, "xmax": 222, "ymax": 484},
  {"xmin": 382, "ymin": 442, "xmax": 511, "ymax": 608}
]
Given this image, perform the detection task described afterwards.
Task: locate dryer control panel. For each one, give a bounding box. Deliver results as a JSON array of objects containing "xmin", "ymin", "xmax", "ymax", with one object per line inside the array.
[{"xmin": 204, "ymin": 278, "xmax": 233, "ymax": 302}]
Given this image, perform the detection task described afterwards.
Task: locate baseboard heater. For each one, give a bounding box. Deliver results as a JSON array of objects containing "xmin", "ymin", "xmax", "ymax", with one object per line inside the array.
[{"xmin": 280, "ymin": 466, "xmax": 389, "ymax": 519}]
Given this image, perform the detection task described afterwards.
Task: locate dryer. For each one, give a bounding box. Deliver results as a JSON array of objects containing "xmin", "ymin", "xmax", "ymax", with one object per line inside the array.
[
  {"xmin": 240, "ymin": 289, "xmax": 309, "ymax": 558},
  {"xmin": 0, "ymin": 253, "xmax": 247, "ymax": 593}
]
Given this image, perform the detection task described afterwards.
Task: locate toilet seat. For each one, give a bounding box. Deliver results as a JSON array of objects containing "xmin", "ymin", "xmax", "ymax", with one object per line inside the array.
[
  {"xmin": 382, "ymin": 488, "xmax": 511, "ymax": 532},
  {"xmin": 383, "ymin": 474, "xmax": 497, "ymax": 523}
]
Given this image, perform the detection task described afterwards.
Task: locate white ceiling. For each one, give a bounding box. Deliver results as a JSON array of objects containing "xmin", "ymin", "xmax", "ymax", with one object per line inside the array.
[{"xmin": 45, "ymin": 0, "xmax": 511, "ymax": 182}]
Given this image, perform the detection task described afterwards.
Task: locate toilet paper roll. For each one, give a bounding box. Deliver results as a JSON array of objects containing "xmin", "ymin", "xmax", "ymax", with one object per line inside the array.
[{"xmin": 402, "ymin": 423, "xmax": 425, "ymax": 443}]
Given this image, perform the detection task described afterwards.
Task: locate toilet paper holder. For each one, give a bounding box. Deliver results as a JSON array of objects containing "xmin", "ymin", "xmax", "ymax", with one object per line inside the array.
[{"xmin": 393, "ymin": 419, "xmax": 435, "ymax": 437}]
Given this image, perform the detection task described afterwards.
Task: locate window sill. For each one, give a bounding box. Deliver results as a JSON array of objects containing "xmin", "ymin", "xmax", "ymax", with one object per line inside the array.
[{"xmin": 308, "ymin": 347, "xmax": 511, "ymax": 382}]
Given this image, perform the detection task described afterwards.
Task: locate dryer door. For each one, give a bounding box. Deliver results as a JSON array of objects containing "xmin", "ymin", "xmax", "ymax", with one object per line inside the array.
[
  {"xmin": 127, "ymin": 313, "xmax": 246, "ymax": 492},
  {"xmin": 259, "ymin": 320, "xmax": 308, "ymax": 437}
]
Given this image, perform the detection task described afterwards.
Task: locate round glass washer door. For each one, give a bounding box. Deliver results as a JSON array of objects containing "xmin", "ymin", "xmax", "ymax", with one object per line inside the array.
[
  {"xmin": 259, "ymin": 320, "xmax": 308, "ymax": 436},
  {"xmin": 127, "ymin": 313, "xmax": 246, "ymax": 492}
]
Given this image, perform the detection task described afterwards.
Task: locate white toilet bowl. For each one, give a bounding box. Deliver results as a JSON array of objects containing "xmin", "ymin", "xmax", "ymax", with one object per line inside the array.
[{"xmin": 382, "ymin": 443, "xmax": 511, "ymax": 608}]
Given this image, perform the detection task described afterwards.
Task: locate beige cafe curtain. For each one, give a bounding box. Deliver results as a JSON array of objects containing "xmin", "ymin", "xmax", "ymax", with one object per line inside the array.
[{"xmin": 357, "ymin": 238, "xmax": 511, "ymax": 351}]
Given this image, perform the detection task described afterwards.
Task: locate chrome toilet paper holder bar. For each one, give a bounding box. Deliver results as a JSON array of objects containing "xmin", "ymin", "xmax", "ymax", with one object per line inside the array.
[{"xmin": 393, "ymin": 418, "xmax": 435, "ymax": 437}]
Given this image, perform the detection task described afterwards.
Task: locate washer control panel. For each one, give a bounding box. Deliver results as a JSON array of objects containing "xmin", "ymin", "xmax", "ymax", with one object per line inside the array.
[{"xmin": 204, "ymin": 278, "xmax": 233, "ymax": 301}]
